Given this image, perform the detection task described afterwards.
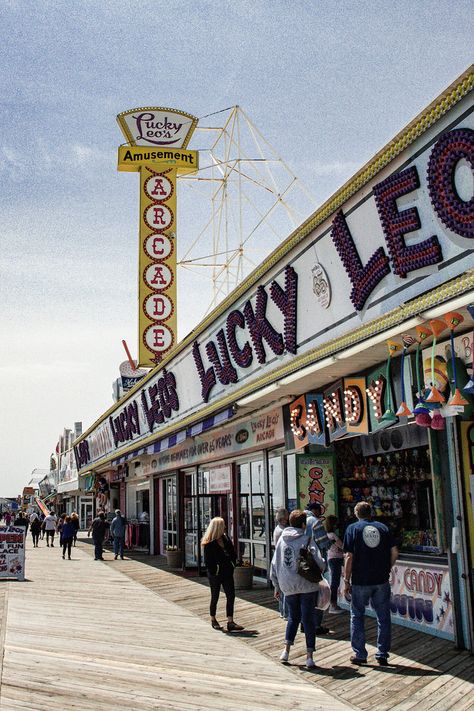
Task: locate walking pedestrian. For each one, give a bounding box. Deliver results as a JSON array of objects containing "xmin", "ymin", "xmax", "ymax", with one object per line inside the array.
[
  {"xmin": 304, "ymin": 502, "xmax": 331, "ymax": 634},
  {"xmin": 110, "ymin": 509, "xmax": 126, "ymax": 560},
  {"xmin": 270, "ymin": 509, "xmax": 325, "ymax": 669},
  {"xmin": 325, "ymin": 515, "xmax": 344, "ymax": 614},
  {"xmin": 88, "ymin": 511, "xmax": 108, "ymax": 560},
  {"xmin": 57, "ymin": 514, "xmax": 65, "ymax": 546},
  {"xmin": 71, "ymin": 512, "xmax": 80, "ymax": 546},
  {"xmin": 343, "ymin": 501, "xmax": 398, "ymax": 666},
  {"xmin": 30, "ymin": 513, "xmax": 41, "ymax": 547},
  {"xmin": 43, "ymin": 511, "xmax": 58, "ymax": 547},
  {"xmin": 202, "ymin": 517, "xmax": 244, "ymax": 633},
  {"xmin": 61, "ymin": 515, "xmax": 75, "ymax": 559},
  {"xmin": 4, "ymin": 511, "xmax": 12, "ymax": 526},
  {"xmin": 273, "ymin": 508, "xmax": 289, "ymax": 619}
]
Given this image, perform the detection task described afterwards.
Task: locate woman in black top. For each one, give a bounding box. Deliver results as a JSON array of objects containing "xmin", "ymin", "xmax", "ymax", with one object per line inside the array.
[{"xmin": 202, "ymin": 517, "xmax": 244, "ymax": 632}]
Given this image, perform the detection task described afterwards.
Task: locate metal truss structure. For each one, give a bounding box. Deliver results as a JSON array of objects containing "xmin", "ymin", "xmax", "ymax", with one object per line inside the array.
[{"xmin": 177, "ymin": 106, "xmax": 317, "ymax": 320}]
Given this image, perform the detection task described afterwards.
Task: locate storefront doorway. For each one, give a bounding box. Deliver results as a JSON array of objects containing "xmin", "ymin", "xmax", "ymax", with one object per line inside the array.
[
  {"xmin": 238, "ymin": 458, "xmax": 268, "ymax": 578},
  {"xmin": 79, "ymin": 499, "xmax": 93, "ymax": 530},
  {"xmin": 183, "ymin": 466, "xmax": 233, "ymax": 571}
]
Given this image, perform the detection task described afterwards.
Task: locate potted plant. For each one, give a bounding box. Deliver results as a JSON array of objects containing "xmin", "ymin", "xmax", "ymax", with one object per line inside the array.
[
  {"xmin": 234, "ymin": 560, "xmax": 253, "ymax": 589},
  {"xmin": 165, "ymin": 545, "xmax": 183, "ymax": 568}
]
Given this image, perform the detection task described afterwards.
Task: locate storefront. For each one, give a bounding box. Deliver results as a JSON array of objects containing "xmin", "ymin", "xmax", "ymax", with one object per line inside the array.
[
  {"xmin": 73, "ymin": 69, "xmax": 474, "ymax": 648},
  {"xmin": 285, "ymin": 320, "xmax": 474, "ymax": 642},
  {"xmin": 151, "ymin": 407, "xmax": 285, "ymax": 576}
]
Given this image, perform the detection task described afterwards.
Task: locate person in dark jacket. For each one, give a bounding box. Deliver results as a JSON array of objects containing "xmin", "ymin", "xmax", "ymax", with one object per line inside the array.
[
  {"xmin": 30, "ymin": 514, "xmax": 42, "ymax": 547},
  {"xmin": 87, "ymin": 511, "xmax": 108, "ymax": 560},
  {"xmin": 202, "ymin": 517, "xmax": 244, "ymax": 633},
  {"xmin": 70, "ymin": 512, "xmax": 80, "ymax": 546},
  {"xmin": 61, "ymin": 515, "xmax": 75, "ymax": 560}
]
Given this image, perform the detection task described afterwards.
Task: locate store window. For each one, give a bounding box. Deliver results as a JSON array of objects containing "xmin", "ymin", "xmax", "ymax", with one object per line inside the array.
[
  {"xmin": 335, "ymin": 425, "xmax": 441, "ymax": 554},
  {"xmin": 284, "ymin": 453, "xmax": 298, "ymax": 511},
  {"xmin": 162, "ymin": 476, "xmax": 177, "ymax": 552},
  {"xmin": 268, "ymin": 449, "xmax": 285, "ymax": 525},
  {"xmin": 238, "ymin": 458, "xmax": 267, "ymax": 577}
]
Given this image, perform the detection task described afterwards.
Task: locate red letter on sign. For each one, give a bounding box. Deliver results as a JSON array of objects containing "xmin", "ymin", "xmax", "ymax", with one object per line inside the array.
[
  {"xmin": 152, "ymin": 236, "xmax": 165, "ymax": 255},
  {"xmin": 151, "ymin": 178, "xmax": 167, "ymax": 197},
  {"xmin": 153, "ymin": 297, "xmax": 165, "ymax": 317},
  {"xmin": 153, "ymin": 328, "xmax": 165, "ymax": 348},
  {"xmin": 152, "ymin": 207, "xmax": 166, "ymax": 225},
  {"xmin": 150, "ymin": 267, "xmax": 167, "ymax": 285}
]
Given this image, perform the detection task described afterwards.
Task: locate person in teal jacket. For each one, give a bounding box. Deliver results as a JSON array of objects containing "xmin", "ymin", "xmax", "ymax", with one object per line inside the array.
[{"xmin": 110, "ymin": 509, "xmax": 127, "ymax": 560}]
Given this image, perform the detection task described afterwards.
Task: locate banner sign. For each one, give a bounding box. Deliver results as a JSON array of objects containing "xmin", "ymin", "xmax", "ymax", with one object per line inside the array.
[
  {"xmin": 0, "ymin": 526, "xmax": 26, "ymax": 581},
  {"xmin": 116, "ymin": 107, "xmax": 197, "ymax": 148},
  {"xmin": 152, "ymin": 408, "xmax": 283, "ymax": 472},
  {"xmin": 337, "ymin": 560, "xmax": 454, "ymax": 639},
  {"xmin": 297, "ymin": 453, "xmax": 336, "ymax": 518},
  {"xmin": 35, "ymin": 497, "xmax": 50, "ymax": 517}
]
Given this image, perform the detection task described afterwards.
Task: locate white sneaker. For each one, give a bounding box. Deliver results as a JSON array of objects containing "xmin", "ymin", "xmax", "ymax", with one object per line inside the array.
[
  {"xmin": 279, "ymin": 649, "xmax": 289, "ymax": 663},
  {"xmin": 306, "ymin": 658, "xmax": 316, "ymax": 669},
  {"xmin": 328, "ymin": 606, "xmax": 344, "ymax": 614}
]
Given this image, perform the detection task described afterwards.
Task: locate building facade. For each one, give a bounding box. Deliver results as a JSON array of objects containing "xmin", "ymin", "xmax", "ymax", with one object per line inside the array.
[{"xmin": 74, "ymin": 69, "xmax": 474, "ymax": 649}]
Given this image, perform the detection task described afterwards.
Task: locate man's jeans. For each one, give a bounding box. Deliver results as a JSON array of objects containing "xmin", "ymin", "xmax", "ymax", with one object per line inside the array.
[
  {"xmin": 113, "ymin": 536, "xmax": 125, "ymax": 557},
  {"xmin": 285, "ymin": 591, "xmax": 317, "ymax": 652},
  {"xmin": 350, "ymin": 582, "xmax": 391, "ymax": 660},
  {"xmin": 93, "ymin": 537, "xmax": 104, "ymax": 560}
]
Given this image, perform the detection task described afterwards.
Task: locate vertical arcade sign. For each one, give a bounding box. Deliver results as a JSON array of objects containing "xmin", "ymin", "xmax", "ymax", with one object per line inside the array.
[{"xmin": 117, "ymin": 106, "xmax": 199, "ymax": 367}]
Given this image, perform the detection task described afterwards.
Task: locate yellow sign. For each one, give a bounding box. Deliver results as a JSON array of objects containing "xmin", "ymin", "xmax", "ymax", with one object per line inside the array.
[
  {"xmin": 138, "ymin": 167, "xmax": 178, "ymax": 367},
  {"xmin": 117, "ymin": 106, "xmax": 198, "ymax": 148},
  {"xmin": 118, "ymin": 146, "xmax": 198, "ymax": 173},
  {"xmin": 117, "ymin": 106, "xmax": 199, "ymax": 367}
]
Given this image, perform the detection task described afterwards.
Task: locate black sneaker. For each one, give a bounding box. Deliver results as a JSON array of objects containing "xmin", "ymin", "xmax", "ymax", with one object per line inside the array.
[
  {"xmin": 350, "ymin": 656, "xmax": 367, "ymax": 665},
  {"xmin": 377, "ymin": 657, "xmax": 389, "ymax": 666}
]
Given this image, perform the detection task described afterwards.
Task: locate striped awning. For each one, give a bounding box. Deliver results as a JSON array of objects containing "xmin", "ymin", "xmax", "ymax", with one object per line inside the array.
[{"xmin": 111, "ymin": 406, "xmax": 234, "ymax": 466}]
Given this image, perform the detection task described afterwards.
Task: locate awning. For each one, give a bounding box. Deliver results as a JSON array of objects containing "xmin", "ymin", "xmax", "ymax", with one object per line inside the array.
[{"xmin": 111, "ymin": 406, "xmax": 235, "ymax": 466}]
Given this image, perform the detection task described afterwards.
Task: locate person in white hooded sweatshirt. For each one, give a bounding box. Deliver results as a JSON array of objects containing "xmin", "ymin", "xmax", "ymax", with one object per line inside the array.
[{"xmin": 270, "ymin": 509, "xmax": 325, "ymax": 669}]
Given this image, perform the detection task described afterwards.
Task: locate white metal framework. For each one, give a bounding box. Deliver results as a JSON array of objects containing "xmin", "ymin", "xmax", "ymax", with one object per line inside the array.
[{"xmin": 177, "ymin": 106, "xmax": 317, "ymax": 321}]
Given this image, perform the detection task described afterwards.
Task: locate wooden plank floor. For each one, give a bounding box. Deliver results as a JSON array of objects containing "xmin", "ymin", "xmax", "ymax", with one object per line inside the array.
[
  {"xmin": 90, "ymin": 542, "xmax": 474, "ymax": 711},
  {"xmin": 0, "ymin": 539, "xmax": 352, "ymax": 711}
]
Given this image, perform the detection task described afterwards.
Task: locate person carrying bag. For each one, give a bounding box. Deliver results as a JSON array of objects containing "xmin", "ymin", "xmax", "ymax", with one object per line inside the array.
[{"xmin": 270, "ymin": 509, "xmax": 325, "ymax": 669}]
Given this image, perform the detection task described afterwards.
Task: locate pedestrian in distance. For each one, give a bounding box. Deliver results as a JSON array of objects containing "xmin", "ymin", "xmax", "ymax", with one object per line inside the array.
[
  {"xmin": 325, "ymin": 515, "xmax": 344, "ymax": 614},
  {"xmin": 70, "ymin": 512, "xmax": 80, "ymax": 546},
  {"xmin": 13, "ymin": 511, "xmax": 29, "ymax": 532},
  {"xmin": 304, "ymin": 501, "xmax": 331, "ymax": 635},
  {"xmin": 4, "ymin": 511, "xmax": 12, "ymax": 526},
  {"xmin": 43, "ymin": 511, "xmax": 58, "ymax": 547},
  {"xmin": 61, "ymin": 515, "xmax": 75, "ymax": 559},
  {"xmin": 30, "ymin": 513, "xmax": 42, "ymax": 547},
  {"xmin": 202, "ymin": 516, "xmax": 244, "ymax": 633},
  {"xmin": 270, "ymin": 509, "xmax": 325, "ymax": 669},
  {"xmin": 57, "ymin": 514, "xmax": 65, "ymax": 546},
  {"xmin": 88, "ymin": 511, "xmax": 108, "ymax": 560},
  {"xmin": 273, "ymin": 507, "xmax": 289, "ymax": 619},
  {"xmin": 110, "ymin": 509, "xmax": 126, "ymax": 560},
  {"xmin": 343, "ymin": 501, "xmax": 398, "ymax": 666}
]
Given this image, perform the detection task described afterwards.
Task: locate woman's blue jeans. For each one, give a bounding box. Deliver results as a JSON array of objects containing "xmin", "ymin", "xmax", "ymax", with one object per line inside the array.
[
  {"xmin": 350, "ymin": 582, "xmax": 391, "ymax": 660},
  {"xmin": 285, "ymin": 591, "xmax": 317, "ymax": 652}
]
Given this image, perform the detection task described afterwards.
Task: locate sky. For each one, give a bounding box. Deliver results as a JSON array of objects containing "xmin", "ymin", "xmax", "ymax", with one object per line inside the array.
[{"xmin": 0, "ymin": 0, "xmax": 472, "ymax": 496}]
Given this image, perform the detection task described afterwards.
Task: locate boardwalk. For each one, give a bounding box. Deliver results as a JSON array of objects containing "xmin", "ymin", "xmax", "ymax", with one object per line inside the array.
[
  {"xmin": 81, "ymin": 542, "xmax": 474, "ymax": 711},
  {"xmin": 0, "ymin": 539, "xmax": 351, "ymax": 711}
]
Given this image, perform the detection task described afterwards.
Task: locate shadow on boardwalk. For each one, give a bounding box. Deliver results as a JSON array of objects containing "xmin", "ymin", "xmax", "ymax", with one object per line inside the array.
[{"xmin": 84, "ymin": 541, "xmax": 474, "ymax": 711}]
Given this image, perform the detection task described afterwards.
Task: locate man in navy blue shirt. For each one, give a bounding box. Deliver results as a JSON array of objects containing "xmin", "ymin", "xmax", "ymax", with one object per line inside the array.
[{"xmin": 343, "ymin": 501, "xmax": 398, "ymax": 666}]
